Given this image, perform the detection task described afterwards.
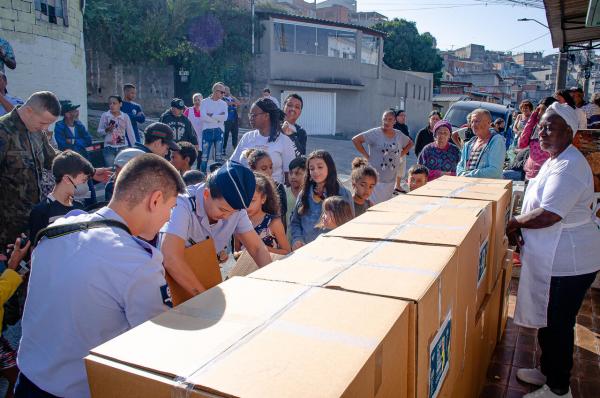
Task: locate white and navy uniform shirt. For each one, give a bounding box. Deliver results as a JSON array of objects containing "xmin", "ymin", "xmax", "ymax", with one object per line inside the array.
[
  {"xmin": 17, "ymin": 207, "xmax": 171, "ymax": 398},
  {"xmin": 161, "ymin": 183, "xmax": 253, "ymax": 254}
]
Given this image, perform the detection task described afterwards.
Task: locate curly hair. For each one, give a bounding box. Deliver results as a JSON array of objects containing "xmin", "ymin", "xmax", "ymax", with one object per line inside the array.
[
  {"xmin": 254, "ymin": 172, "xmax": 281, "ymax": 217},
  {"xmin": 351, "ymin": 157, "xmax": 378, "ymax": 185},
  {"xmin": 255, "ymin": 98, "xmax": 285, "ymax": 143}
]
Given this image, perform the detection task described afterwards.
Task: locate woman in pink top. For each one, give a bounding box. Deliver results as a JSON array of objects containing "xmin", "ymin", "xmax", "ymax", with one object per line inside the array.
[
  {"xmin": 518, "ymin": 97, "xmax": 558, "ymax": 179},
  {"xmin": 184, "ymin": 93, "xmax": 203, "ymax": 168}
]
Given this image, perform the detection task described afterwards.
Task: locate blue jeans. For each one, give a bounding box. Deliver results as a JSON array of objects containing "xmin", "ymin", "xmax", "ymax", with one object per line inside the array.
[
  {"xmin": 201, "ymin": 128, "xmax": 223, "ymax": 172},
  {"xmin": 102, "ymin": 146, "xmax": 124, "ymax": 167}
]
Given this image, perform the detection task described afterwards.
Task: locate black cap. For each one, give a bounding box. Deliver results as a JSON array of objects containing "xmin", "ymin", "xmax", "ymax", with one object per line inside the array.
[
  {"xmin": 144, "ymin": 122, "xmax": 180, "ymax": 151},
  {"xmin": 171, "ymin": 98, "xmax": 185, "ymax": 110},
  {"xmin": 59, "ymin": 100, "xmax": 80, "ymax": 116}
]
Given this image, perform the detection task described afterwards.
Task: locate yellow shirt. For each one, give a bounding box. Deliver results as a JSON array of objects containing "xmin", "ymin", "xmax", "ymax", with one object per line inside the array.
[{"xmin": 0, "ymin": 268, "xmax": 22, "ymax": 329}]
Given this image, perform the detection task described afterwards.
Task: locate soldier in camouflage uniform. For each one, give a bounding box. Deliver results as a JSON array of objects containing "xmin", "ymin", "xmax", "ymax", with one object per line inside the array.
[{"xmin": 0, "ymin": 91, "xmax": 61, "ymax": 249}]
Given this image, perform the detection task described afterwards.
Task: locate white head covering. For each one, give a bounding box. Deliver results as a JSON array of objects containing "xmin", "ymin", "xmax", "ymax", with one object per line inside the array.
[{"xmin": 546, "ymin": 102, "xmax": 579, "ymax": 134}]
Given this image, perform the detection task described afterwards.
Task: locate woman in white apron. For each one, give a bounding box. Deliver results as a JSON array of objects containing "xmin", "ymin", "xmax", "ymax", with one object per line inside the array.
[{"xmin": 505, "ymin": 102, "xmax": 600, "ymax": 398}]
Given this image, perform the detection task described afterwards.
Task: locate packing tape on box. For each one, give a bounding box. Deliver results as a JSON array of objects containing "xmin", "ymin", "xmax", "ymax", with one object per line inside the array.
[
  {"xmin": 170, "ymin": 196, "xmax": 469, "ymax": 395},
  {"xmin": 170, "ymin": 285, "xmax": 385, "ymax": 397}
]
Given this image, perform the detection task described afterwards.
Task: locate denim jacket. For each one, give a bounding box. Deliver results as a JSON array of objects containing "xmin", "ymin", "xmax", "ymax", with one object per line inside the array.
[
  {"xmin": 289, "ymin": 184, "xmax": 353, "ymax": 245},
  {"xmin": 54, "ymin": 119, "xmax": 92, "ymax": 158},
  {"xmin": 456, "ymin": 133, "xmax": 506, "ymax": 179}
]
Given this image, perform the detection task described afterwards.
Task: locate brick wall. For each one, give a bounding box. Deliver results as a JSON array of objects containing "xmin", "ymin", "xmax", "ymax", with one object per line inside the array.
[{"xmin": 0, "ymin": 0, "xmax": 87, "ymax": 125}]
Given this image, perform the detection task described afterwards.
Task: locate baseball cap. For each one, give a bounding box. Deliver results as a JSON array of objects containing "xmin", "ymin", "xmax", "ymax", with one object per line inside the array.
[
  {"xmin": 144, "ymin": 122, "xmax": 181, "ymax": 151},
  {"xmin": 114, "ymin": 148, "xmax": 145, "ymax": 168},
  {"xmin": 171, "ymin": 98, "xmax": 185, "ymax": 110}
]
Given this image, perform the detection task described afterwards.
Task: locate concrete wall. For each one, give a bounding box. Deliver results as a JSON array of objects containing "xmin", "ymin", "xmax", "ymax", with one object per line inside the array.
[
  {"xmin": 86, "ymin": 48, "xmax": 174, "ymax": 115},
  {"xmin": 0, "ymin": 0, "xmax": 87, "ymax": 125},
  {"xmin": 254, "ymin": 16, "xmax": 433, "ymax": 136}
]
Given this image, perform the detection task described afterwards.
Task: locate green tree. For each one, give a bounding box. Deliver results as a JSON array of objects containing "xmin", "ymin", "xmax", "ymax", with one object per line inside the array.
[
  {"xmin": 84, "ymin": 0, "xmax": 252, "ymax": 99},
  {"xmin": 374, "ymin": 18, "xmax": 443, "ymax": 80}
]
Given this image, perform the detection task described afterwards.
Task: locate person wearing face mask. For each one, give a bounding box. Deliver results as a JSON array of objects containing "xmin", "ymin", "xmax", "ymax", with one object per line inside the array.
[
  {"xmin": 493, "ymin": 117, "xmax": 512, "ymax": 150},
  {"xmin": 28, "ymin": 150, "xmax": 94, "ymax": 242}
]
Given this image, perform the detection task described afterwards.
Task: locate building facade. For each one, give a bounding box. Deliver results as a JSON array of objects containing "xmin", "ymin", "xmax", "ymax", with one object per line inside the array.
[
  {"xmin": 253, "ymin": 11, "xmax": 433, "ymax": 136},
  {"xmin": 0, "ymin": 0, "xmax": 87, "ymax": 124}
]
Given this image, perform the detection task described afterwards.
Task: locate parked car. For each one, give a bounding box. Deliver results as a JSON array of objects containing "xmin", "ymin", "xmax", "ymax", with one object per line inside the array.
[{"xmin": 445, "ymin": 100, "xmax": 514, "ymax": 134}]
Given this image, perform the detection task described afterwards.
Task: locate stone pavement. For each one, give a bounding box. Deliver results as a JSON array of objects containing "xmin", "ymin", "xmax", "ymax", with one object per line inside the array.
[{"xmin": 480, "ymin": 278, "xmax": 600, "ymax": 398}]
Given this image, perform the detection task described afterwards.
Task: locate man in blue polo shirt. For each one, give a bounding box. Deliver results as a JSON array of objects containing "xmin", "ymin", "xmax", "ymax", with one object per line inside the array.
[{"xmin": 161, "ymin": 161, "xmax": 272, "ymax": 297}]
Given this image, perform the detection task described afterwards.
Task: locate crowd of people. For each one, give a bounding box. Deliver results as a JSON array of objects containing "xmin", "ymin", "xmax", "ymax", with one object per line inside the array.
[{"xmin": 0, "ymin": 80, "xmax": 598, "ymax": 398}]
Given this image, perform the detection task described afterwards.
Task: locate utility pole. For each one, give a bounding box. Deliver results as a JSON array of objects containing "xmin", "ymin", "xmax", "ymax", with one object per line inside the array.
[{"xmin": 251, "ymin": 0, "xmax": 255, "ymax": 55}]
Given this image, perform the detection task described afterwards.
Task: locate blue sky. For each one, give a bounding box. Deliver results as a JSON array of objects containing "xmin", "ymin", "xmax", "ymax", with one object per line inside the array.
[{"xmin": 323, "ymin": 1, "xmax": 556, "ymax": 54}]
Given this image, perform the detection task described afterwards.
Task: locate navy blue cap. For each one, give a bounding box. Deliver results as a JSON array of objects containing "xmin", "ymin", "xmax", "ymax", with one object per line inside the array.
[{"xmin": 213, "ymin": 161, "xmax": 256, "ymax": 210}]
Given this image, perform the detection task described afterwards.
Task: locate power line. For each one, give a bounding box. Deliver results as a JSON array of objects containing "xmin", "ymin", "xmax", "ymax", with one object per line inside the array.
[{"xmin": 507, "ymin": 32, "xmax": 550, "ymax": 51}]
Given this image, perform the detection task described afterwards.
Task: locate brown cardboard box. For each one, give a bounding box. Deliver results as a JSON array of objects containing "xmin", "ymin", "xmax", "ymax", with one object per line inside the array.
[
  {"xmin": 86, "ymin": 277, "xmax": 410, "ymax": 398},
  {"xmin": 408, "ymin": 176, "xmax": 512, "ymax": 295},
  {"xmin": 462, "ymin": 269, "xmax": 504, "ymax": 398},
  {"xmin": 498, "ymin": 249, "xmax": 514, "ymax": 343},
  {"xmin": 335, "ymin": 195, "xmax": 493, "ymax": 315},
  {"xmin": 252, "ymin": 237, "xmax": 463, "ymax": 398}
]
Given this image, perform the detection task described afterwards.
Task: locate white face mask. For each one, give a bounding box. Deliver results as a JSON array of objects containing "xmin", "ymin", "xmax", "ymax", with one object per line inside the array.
[{"xmin": 68, "ymin": 177, "xmax": 91, "ymax": 199}]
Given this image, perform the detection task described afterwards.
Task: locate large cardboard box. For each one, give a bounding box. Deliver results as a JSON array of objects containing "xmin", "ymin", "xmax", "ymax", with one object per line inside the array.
[
  {"xmin": 462, "ymin": 270, "xmax": 504, "ymax": 398},
  {"xmin": 86, "ymin": 277, "xmax": 410, "ymax": 398},
  {"xmin": 252, "ymin": 237, "xmax": 463, "ymax": 398},
  {"xmin": 337, "ymin": 195, "xmax": 493, "ymax": 315},
  {"xmin": 408, "ymin": 176, "xmax": 512, "ymax": 295},
  {"xmin": 498, "ymin": 248, "xmax": 514, "ymax": 343}
]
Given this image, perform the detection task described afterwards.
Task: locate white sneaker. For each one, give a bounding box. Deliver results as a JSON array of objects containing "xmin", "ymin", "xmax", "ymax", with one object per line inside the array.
[
  {"xmin": 523, "ymin": 385, "xmax": 572, "ymax": 397},
  {"xmin": 517, "ymin": 368, "xmax": 547, "ymax": 386}
]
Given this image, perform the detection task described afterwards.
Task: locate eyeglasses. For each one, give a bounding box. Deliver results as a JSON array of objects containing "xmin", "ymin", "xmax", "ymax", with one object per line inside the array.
[
  {"xmin": 248, "ymin": 112, "xmax": 266, "ymax": 119},
  {"xmin": 218, "ymin": 90, "xmax": 226, "ymax": 94}
]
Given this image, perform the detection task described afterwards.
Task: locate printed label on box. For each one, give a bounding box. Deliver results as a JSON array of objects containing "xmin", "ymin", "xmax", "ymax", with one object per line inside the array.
[
  {"xmin": 477, "ymin": 239, "xmax": 489, "ymax": 287},
  {"xmin": 429, "ymin": 311, "xmax": 452, "ymax": 398}
]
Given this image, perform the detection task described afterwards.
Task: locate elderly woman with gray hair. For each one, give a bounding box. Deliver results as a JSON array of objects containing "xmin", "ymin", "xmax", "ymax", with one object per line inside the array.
[
  {"xmin": 506, "ymin": 102, "xmax": 600, "ymax": 398},
  {"xmin": 455, "ymin": 108, "xmax": 506, "ymax": 179}
]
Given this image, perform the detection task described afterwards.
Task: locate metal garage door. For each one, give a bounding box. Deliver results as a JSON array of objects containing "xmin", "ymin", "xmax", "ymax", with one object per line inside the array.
[{"xmin": 281, "ymin": 91, "xmax": 336, "ymax": 135}]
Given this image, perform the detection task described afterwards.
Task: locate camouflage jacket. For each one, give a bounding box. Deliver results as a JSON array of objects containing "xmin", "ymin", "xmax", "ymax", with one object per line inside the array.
[{"xmin": 0, "ymin": 108, "xmax": 57, "ymax": 247}]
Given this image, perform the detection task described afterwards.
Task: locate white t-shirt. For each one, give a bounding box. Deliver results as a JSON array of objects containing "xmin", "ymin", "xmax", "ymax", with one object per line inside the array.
[
  {"xmin": 265, "ymin": 95, "xmax": 280, "ymax": 108},
  {"xmin": 230, "ymin": 130, "xmax": 296, "ymax": 184},
  {"xmin": 534, "ymin": 145, "xmax": 600, "ymax": 276}
]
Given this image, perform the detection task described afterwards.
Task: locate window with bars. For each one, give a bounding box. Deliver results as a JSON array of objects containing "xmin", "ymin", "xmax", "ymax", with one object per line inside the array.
[{"xmin": 34, "ymin": 0, "xmax": 69, "ymax": 26}]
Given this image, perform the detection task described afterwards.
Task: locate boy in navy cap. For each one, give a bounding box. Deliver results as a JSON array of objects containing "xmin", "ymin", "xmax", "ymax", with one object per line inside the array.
[
  {"xmin": 159, "ymin": 98, "xmax": 198, "ymax": 147},
  {"xmin": 161, "ymin": 161, "xmax": 272, "ymax": 296},
  {"xmin": 136, "ymin": 122, "xmax": 181, "ymax": 157}
]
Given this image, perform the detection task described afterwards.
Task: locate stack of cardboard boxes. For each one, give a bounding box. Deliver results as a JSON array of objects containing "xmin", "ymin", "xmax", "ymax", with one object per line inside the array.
[{"xmin": 85, "ymin": 176, "xmax": 514, "ymax": 397}]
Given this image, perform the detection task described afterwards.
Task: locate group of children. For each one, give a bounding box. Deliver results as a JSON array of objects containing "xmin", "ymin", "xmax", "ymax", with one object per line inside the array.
[{"xmin": 237, "ymin": 146, "xmax": 433, "ymax": 257}]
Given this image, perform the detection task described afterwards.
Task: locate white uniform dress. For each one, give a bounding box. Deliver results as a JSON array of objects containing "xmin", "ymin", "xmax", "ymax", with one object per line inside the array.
[
  {"xmin": 515, "ymin": 145, "xmax": 600, "ymax": 327},
  {"xmin": 161, "ymin": 183, "xmax": 254, "ymax": 254},
  {"xmin": 17, "ymin": 207, "xmax": 171, "ymax": 398}
]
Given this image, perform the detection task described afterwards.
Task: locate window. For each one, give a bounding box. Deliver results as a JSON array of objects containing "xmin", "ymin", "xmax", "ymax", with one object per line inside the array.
[
  {"xmin": 295, "ymin": 25, "xmax": 317, "ymax": 55},
  {"xmin": 273, "ymin": 20, "xmax": 356, "ymax": 60},
  {"xmin": 273, "ymin": 22, "xmax": 294, "ymax": 52},
  {"xmin": 361, "ymin": 35, "xmax": 378, "ymax": 65},
  {"xmin": 35, "ymin": 0, "xmax": 69, "ymax": 26}
]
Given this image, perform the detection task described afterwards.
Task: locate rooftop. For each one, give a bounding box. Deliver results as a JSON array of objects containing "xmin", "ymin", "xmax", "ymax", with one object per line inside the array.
[{"xmin": 256, "ymin": 10, "xmax": 386, "ymax": 37}]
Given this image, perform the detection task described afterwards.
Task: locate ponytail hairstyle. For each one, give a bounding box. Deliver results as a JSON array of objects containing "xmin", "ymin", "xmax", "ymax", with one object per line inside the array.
[
  {"xmin": 255, "ymin": 98, "xmax": 284, "ymax": 143},
  {"xmin": 316, "ymin": 196, "xmax": 354, "ymax": 229},
  {"xmin": 351, "ymin": 157, "xmax": 378, "ymax": 185},
  {"xmin": 253, "ymin": 172, "xmax": 281, "ymax": 217},
  {"xmin": 298, "ymin": 150, "xmax": 339, "ymax": 216}
]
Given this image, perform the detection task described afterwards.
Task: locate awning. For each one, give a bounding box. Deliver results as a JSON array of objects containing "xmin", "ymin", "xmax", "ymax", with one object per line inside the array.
[{"xmin": 545, "ymin": 0, "xmax": 600, "ymax": 48}]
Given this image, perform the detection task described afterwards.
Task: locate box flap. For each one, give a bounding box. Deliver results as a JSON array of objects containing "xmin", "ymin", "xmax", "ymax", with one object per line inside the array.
[
  {"xmin": 188, "ymin": 287, "xmax": 409, "ymax": 397},
  {"xmin": 326, "ymin": 200, "xmax": 490, "ymax": 247},
  {"xmin": 252, "ymin": 236, "xmax": 457, "ymax": 303},
  {"xmin": 409, "ymin": 177, "xmax": 510, "ymax": 202},
  {"xmin": 90, "ymin": 277, "xmax": 308, "ymax": 380},
  {"xmin": 89, "ymin": 278, "xmax": 410, "ymax": 398}
]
